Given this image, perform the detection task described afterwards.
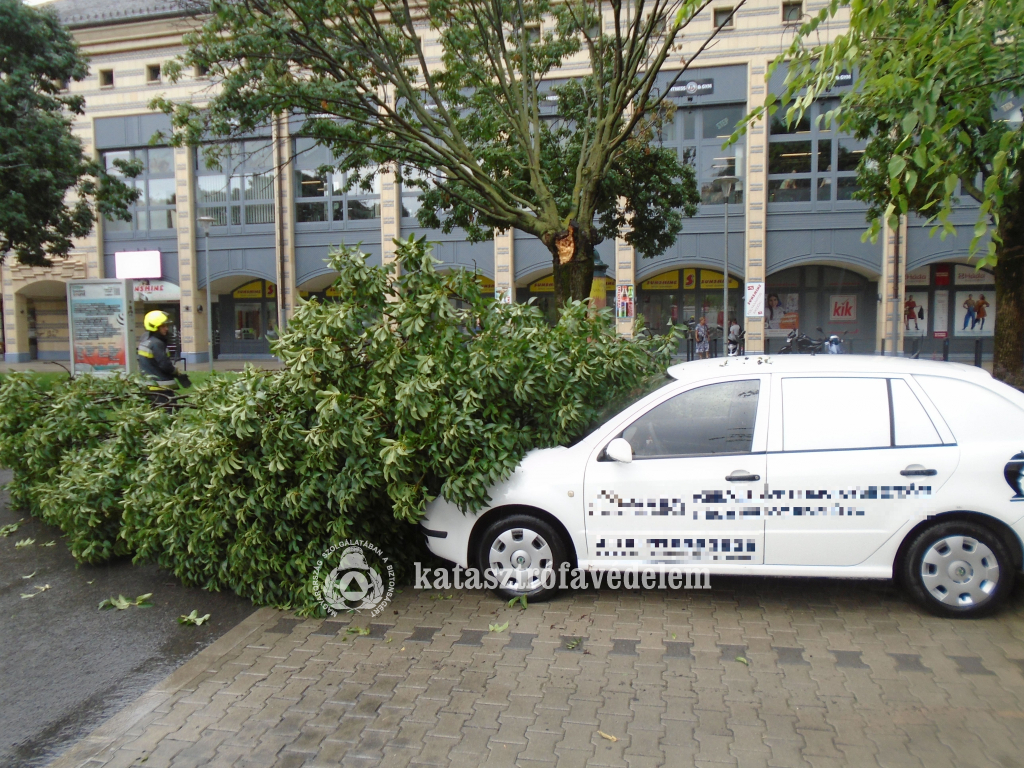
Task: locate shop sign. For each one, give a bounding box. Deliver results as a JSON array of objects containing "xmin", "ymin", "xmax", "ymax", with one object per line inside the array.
[
  {"xmin": 954, "ymin": 265, "xmax": 994, "ymax": 286},
  {"xmin": 266, "ymin": 283, "xmax": 276, "ymax": 298},
  {"xmin": 67, "ymin": 279, "xmax": 136, "ymax": 376},
  {"xmin": 905, "ymin": 268, "xmax": 930, "ymax": 286},
  {"xmin": 682, "ymin": 269, "xmax": 697, "ymax": 289},
  {"xmin": 745, "ymin": 282, "xmax": 764, "ymax": 318},
  {"xmin": 114, "ymin": 251, "xmax": 161, "ymax": 280},
  {"xmin": 477, "ymin": 275, "xmax": 495, "ymax": 291},
  {"xmin": 529, "ymin": 275, "xmax": 554, "ymax": 293},
  {"xmin": 640, "ymin": 272, "xmax": 679, "ymax": 291},
  {"xmin": 934, "ymin": 266, "xmax": 951, "ymax": 286},
  {"xmin": 699, "ymin": 270, "xmax": 740, "ymax": 290},
  {"xmin": 325, "ymin": 286, "xmax": 343, "ymax": 298},
  {"xmin": 233, "ymin": 280, "xmax": 264, "ymax": 299},
  {"xmin": 133, "ymin": 279, "xmax": 180, "ymax": 302},
  {"xmin": 765, "ymin": 293, "xmax": 799, "ymax": 337},
  {"xmin": 829, "ymin": 295, "xmax": 858, "ymax": 323},
  {"xmin": 670, "ymin": 79, "xmax": 714, "ymax": 96}
]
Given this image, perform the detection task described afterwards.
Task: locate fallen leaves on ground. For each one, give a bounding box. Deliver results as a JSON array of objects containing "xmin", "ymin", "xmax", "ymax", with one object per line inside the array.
[
  {"xmin": 489, "ymin": 621, "xmax": 509, "ymax": 633},
  {"xmin": 14, "ymin": 537, "xmax": 34, "ymax": 548},
  {"xmin": 178, "ymin": 610, "xmax": 210, "ymax": 626},
  {"xmin": 598, "ymin": 731, "xmax": 618, "ymax": 742},
  {"xmin": 99, "ymin": 593, "xmax": 153, "ymax": 610},
  {"xmin": 20, "ymin": 584, "xmax": 51, "ymax": 599}
]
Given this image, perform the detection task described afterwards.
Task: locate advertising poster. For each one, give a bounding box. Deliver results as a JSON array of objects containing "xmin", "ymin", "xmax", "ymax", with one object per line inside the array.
[
  {"xmin": 933, "ymin": 291, "xmax": 949, "ymax": 338},
  {"xmin": 955, "ymin": 290, "xmax": 995, "ymax": 337},
  {"xmin": 745, "ymin": 282, "xmax": 764, "ymax": 318},
  {"xmin": 616, "ymin": 285, "xmax": 635, "ymax": 320},
  {"xmin": 903, "ymin": 292, "xmax": 927, "ymax": 337},
  {"xmin": 764, "ymin": 292, "xmax": 799, "ymax": 337},
  {"xmin": 829, "ymin": 295, "xmax": 858, "ymax": 323},
  {"xmin": 67, "ymin": 280, "xmax": 135, "ymax": 375}
]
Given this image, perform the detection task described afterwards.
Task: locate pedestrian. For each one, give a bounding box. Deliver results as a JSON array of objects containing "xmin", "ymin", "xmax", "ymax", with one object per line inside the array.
[
  {"xmin": 695, "ymin": 315, "xmax": 710, "ymax": 359},
  {"xmin": 138, "ymin": 311, "xmax": 191, "ymax": 406},
  {"xmin": 728, "ymin": 316, "xmax": 741, "ymax": 356}
]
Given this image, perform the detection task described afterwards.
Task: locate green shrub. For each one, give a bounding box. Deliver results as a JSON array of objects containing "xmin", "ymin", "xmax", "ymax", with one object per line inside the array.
[{"xmin": 2, "ymin": 237, "xmax": 677, "ymax": 612}]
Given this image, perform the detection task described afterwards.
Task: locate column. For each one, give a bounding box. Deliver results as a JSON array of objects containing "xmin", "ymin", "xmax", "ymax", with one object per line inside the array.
[
  {"xmin": 175, "ymin": 145, "xmax": 209, "ymax": 364},
  {"xmin": 743, "ymin": 61, "xmax": 769, "ymax": 354},
  {"xmin": 273, "ymin": 115, "xmax": 298, "ymax": 326},
  {"xmin": 877, "ymin": 215, "xmax": 908, "ymax": 355},
  {"xmin": 380, "ymin": 163, "xmax": 401, "ymax": 281},
  {"xmin": 2, "ymin": 270, "xmax": 29, "ymax": 362},
  {"xmin": 494, "ymin": 229, "xmax": 515, "ymax": 302}
]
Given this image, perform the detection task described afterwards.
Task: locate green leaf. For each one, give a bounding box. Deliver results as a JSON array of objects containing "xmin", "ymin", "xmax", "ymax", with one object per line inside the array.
[
  {"xmin": 887, "ymin": 156, "xmax": 907, "ymax": 179},
  {"xmin": 489, "ymin": 621, "xmax": 509, "ymax": 633},
  {"xmin": 14, "ymin": 537, "xmax": 35, "ymax": 549},
  {"xmin": 178, "ymin": 610, "xmax": 211, "ymax": 626}
]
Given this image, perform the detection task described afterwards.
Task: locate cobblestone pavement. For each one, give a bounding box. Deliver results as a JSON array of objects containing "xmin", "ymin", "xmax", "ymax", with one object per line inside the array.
[{"xmin": 49, "ymin": 577, "xmax": 1024, "ymax": 768}]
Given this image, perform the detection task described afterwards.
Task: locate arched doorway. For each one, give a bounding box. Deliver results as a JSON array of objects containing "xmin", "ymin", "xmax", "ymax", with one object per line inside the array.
[
  {"xmin": 13, "ymin": 280, "xmax": 71, "ymax": 361},
  {"xmin": 211, "ymin": 276, "xmax": 279, "ymax": 358}
]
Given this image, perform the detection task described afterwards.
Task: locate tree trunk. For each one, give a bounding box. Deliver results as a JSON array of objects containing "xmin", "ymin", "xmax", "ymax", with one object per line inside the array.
[
  {"xmin": 546, "ymin": 221, "xmax": 596, "ymax": 307},
  {"xmin": 992, "ymin": 171, "xmax": 1024, "ymax": 388}
]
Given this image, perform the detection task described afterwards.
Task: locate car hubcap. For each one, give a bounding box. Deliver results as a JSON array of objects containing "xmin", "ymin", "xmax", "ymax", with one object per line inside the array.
[
  {"xmin": 921, "ymin": 535, "xmax": 999, "ymax": 607},
  {"xmin": 488, "ymin": 528, "xmax": 554, "ymax": 593}
]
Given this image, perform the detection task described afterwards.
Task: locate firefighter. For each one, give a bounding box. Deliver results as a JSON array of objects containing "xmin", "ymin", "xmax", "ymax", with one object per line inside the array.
[{"xmin": 138, "ymin": 310, "xmax": 191, "ymax": 405}]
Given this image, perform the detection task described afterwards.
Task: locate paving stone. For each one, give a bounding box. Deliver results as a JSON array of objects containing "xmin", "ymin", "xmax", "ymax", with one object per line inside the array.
[
  {"xmin": 831, "ymin": 651, "xmax": 869, "ymax": 669},
  {"xmin": 309, "ymin": 621, "xmax": 349, "ymax": 637},
  {"xmin": 267, "ymin": 618, "xmax": 305, "ymax": 635},
  {"xmin": 507, "ymin": 632, "xmax": 537, "ymax": 650},
  {"xmin": 663, "ymin": 641, "xmax": 693, "ymax": 659},
  {"xmin": 407, "ymin": 626, "xmax": 441, "ymax": 643},
  {"xmin": 454, "ymin": 629, "xmax": 487, "ymax": 647},
  {"xmin": 719, "ymin": 645, "xmax": 748, "ymax": 664},
  {"xmin": 558, "ymin": 636, "xmax": 587, "ymax": 653},
  {"xmin": 888, "ymin": 653, "xmax": 930, "ymax": 673},
  {"xmin": 368, "ymin": 623, "xmax": 393, "ymax": 639},
  {"xmin": 775, "ymin": 646, "xmax": 810, "ymax": 666},
  {"xmin": 611, "ymin": 639, "xmax": 640, "ymax": 657},
  {"xmin": 948, "ymin": 656, "xmax": 996, "ymax": 675}
]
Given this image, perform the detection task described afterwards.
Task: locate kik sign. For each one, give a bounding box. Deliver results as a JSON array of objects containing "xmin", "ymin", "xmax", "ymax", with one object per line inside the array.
[{"xmin": 829, "ymin": 295, "xmax": 858, "ymax": 323}]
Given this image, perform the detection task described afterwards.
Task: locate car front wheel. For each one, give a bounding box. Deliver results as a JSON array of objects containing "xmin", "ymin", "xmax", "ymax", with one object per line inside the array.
[
  {"xmin": 475, "ymin": 514, "xmax": 570, "ymax": 602},
  {"xmin": 901, "ymin": 520, "xmax": 1015, "ymax": 618}
]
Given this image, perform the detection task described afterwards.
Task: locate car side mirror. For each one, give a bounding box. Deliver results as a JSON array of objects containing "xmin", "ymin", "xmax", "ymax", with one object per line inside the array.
[{"xmin": 606, "ymin": 438, "xmax": 633, "ymax": 464}]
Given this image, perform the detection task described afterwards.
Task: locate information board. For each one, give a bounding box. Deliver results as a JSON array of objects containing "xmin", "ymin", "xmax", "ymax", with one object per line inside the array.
[{"xmin": 67, "ymin": 280, "xmax": 136, "ymax": 376}]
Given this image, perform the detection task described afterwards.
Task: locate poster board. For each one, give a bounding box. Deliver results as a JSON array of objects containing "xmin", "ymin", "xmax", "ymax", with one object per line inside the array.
[{"xmin": 67, "ymin": 279, "xmax": 136, "ymax": 376}]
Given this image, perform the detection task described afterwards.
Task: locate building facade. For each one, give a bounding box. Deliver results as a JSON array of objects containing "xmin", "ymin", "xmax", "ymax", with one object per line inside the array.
[{"xmin": 4, "ymin": 0, "xmax": 999, "ymax": 364}]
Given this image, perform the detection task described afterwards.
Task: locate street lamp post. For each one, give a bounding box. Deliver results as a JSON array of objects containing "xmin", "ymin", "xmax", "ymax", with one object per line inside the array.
[
  {"xmin": 718, "ymin": 176, "xmax": 739, "ymax": 352},
  {"xmin": 198, "ymin": 216, "xmax": 216, "ymax": 372}
]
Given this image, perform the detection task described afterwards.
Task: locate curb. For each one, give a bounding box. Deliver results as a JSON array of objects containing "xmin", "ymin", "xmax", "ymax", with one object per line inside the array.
[{"xmin": 45, "ymin": 606, "xmax": 284, "ymax": 768}]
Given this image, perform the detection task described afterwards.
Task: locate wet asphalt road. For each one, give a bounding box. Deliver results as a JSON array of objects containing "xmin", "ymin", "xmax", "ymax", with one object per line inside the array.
[{"xmin": 0, "ymin": 469, "xmax": 257, "ymax": 768}]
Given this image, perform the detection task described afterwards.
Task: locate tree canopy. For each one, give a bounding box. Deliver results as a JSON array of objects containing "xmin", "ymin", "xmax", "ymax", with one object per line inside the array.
[
  {"xmin": 158, "ymin": 0, "xmax": 739, "ymax": 302},
  {"xmin": 738, "ymin": 0, "xmax": 1024, "ymax": 382},
  {"xmin": 0, "ymin": 0, "xmax": 139, "ymax": 267}
]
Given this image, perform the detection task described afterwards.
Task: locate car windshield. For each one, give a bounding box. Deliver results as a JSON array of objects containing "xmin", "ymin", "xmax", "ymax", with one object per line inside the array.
[{"xmin": 566, "ymin": 374, "xmax": 674, "ymax": 447}]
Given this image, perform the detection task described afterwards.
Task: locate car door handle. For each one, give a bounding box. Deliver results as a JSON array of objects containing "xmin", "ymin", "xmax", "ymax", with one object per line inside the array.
[
  {"xmin": 725, "ymin": 471, "xmax": 760, "ymax": 482},
  {"xmin": 900, "ymin": 466, "xmax": 938, "ymax": 477}
]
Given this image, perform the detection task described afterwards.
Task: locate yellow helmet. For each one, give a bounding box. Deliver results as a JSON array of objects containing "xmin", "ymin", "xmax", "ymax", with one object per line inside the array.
[{"xmin": 144, "ymin": 310, "xmax": 170, "ymax": 332}]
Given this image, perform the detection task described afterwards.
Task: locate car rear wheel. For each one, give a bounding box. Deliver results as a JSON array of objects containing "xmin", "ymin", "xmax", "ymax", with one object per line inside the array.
[
  {"xmin": 901, "ymin": 520, "xmax": 1015, "ymax": 618},
  {"xmin": 475, "ymin": 514, "xmax": 570, "ymax": 602}
]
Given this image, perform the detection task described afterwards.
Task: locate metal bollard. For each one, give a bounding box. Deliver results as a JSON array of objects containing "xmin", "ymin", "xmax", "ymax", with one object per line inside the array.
[
  {"xmin": 942, "ymin": 337, "xmax": 949, "ymax": 361},
  {"xmin": 880, "ymin": 339, "xmax": 886, "ymax": 356},
  {"xmin": 975, "ymin": 338, "xmax": 983, "ymax": 368}
]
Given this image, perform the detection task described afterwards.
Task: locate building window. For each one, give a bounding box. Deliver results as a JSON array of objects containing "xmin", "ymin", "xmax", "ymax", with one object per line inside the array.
[
  {"xmin": 146, "ymin": 64, "xmax": 161, "ymax": 83},
  {"xmin": 195, "ymin": 63, "xmax": 210, "ymax": 78},
  {"xmin": 101, "ymin": 147, "xmax": 176, "ymax": 233},
  {"xmin": 99, "ymin": 69, "xmax": 114, "ymax": 88},
  {"xmin": 194, "ymin": 141, "xmax": 276, "ymax": 229},
  {"xmin": 659, "ymin": 103, "xmax": 745, "ymax": 205},
  {"xmin": 767, "ymin": 99, "xmax": 863, "ymax": 206},
  {"xmin": 292, "ymin": 137, "xmax": 381, "ymax": 227},
  {"xmin": 713, "ymin": 8, "xmax": 734, "ymax": 28},
  {"xmin": 782, "ymin": 2, "xmax": 802, "ymax": 24}
]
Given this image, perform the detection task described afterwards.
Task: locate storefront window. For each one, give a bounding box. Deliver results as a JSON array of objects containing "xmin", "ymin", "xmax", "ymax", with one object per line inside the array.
[
  {"xmin": 292, "ymin": 138, "xmax": 382, "ymax": 228},
  {"xmin": 767, "ymin": 100, "xmax": 864, "ymax": 209},
  {"xmin": 101, "ymin": 147, "xmax": 177, "ymax": 233},
  {"xmin": 659, "ymin": 104, "xmax": 745, "ymax": 206},
  {"xmin": 234, "ymin": 303, "xmax": 262, "ymax": 340},
  {"xmin": 194, "ymin": 141, "xmax": 276, "ymax": 230}
]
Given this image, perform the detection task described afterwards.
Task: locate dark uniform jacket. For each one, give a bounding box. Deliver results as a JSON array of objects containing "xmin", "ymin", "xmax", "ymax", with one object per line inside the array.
[{"xmin": 137, "ymin": 333, "xmax": 178, "ymax": 385}]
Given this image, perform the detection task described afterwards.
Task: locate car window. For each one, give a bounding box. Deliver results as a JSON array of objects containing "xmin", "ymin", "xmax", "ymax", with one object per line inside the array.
[
  {"xmin": 622, "ymin": 379, "xmax": 760, "ymax": 458},
  {"xmin": 568, "ymin": 375, "xmax": 673, "ymax": 447},
  {"xmin": 890, "ymin": 378, "xmax": 941, "ymax": 446},
  {"xmin": 783, "ymin": 377, "xmax": 889, "ymax": 451},
  {"xmin": 915, "ymin": 375, "xmax": 1024, "ymax": 442}
]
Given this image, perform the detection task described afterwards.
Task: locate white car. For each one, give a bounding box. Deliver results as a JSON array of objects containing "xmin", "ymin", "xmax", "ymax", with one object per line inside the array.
[{"xmin": 421, "ymin": 355, "xmax": 1024, "ymax": 617}]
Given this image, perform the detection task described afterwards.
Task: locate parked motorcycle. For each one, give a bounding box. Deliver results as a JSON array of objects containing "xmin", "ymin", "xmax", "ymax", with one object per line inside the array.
[{"xmin": 777, "ymin": 327, "xmax": 846, "ymax": 355}]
